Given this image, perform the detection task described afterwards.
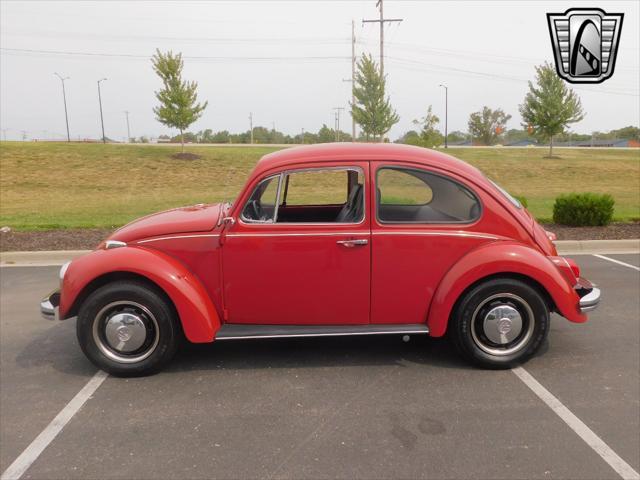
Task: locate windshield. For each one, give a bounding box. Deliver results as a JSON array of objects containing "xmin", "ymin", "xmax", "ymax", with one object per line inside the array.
[{"xmin": 487, "ymin": 178, "xmax": 522, "ymax": 209}]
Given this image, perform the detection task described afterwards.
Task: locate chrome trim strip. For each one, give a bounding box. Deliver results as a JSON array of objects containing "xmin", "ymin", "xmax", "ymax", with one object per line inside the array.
[
  {"xmin": 580, "ymin": 287, "xmax": 601, "ymax": 313},
  {"xmin": 225, "ymin": 231, "xmax": 496, "ymax": 239},
  {"xmin": 372, "ymin": 231, "xmax": 499, "ymax": 240},
  {"xmin": 273, "ymin": 172, "xmax": 284, "ymax": 223},
  {"xmin": 135, "ymin": 231, "xmax": 494, "ymax": 242},
  {"xmin": 216, "ymin": 329, "xmax": 430, "ymax": 341},
  {"xmin": 105, "ymin": 240, "xmax": 127, "ymax": 249},
  {"xmin": 135, "ymin": 233, "xmax": 220, "ymax": 244},
  {"xmin": 226, "ymin": 232, "xmax": 367, "ymax": 238}
]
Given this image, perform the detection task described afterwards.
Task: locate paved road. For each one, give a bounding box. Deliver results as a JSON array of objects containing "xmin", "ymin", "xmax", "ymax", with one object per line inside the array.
[{"xmin": 1, "ymin": 255, "xmax": 638, "ymax": 479}]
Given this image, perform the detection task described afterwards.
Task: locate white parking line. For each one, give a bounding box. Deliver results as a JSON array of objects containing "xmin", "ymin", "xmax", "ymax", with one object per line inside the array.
[
  {"xmin": 0, "ymin": 371, "xmax": 108, "ymax": 480},
  {"xmin": 512, "ymin": 367, "xmax": 640, "ymax": 480},
  {"xmin": 593, "ymin": 254, "xmax": 640, "ymax": 271}
]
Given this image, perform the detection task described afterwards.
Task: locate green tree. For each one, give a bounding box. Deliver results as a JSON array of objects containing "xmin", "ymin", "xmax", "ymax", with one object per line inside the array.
[
  {"xmin": 317, "ymin": 124, "xmax": 335, "ymax": 143},
  {"xmin": 610, "ymin": 126, "xmax": 639, "ymax": 140},
  {"xmin": 446, "ymin": 131, "xmax": 467, "ymax": 144},
  {"xmin": 468, "ymin": 106, "xmax": 512, "ymax": 146},
  {"xmin": 412, "ymin": 105, "xmax": 442, "ymax": 148},
  {"xmin": 396, "ymin": 130, "xmax": 422, "ymax": 146},
  {"xmin": 519, "ymin": 62, "xmax": 584, "ymax": 157},
  {"xmin": 152, "ymin": 49, "xmax": 208, "ymax": 153},
  {"xmin": 351, "ymin": 54, "xmax": 399, "ymax": 142}
]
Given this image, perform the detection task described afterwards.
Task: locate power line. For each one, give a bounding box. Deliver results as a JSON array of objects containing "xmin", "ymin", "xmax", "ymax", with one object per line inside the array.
[
  {"xmin": 387, "ymin": 57, "xmax": 640, "ymax": 97},
  {"xmin": 3, "ymin": 30, "xmax": 351, "ymax": 45},
  {"xmin": 0, "ymin": 48, "xmax": 350, "ymax": 63}
]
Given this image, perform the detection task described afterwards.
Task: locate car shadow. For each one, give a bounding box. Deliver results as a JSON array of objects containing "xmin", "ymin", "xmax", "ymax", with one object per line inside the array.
[
  {"xmin": 18, "ymin": 319, "xmax": 557, "ymax": 377},
  {"xmin": 166, "ymin": 334, "xmax": 472, "ymax": 374}
]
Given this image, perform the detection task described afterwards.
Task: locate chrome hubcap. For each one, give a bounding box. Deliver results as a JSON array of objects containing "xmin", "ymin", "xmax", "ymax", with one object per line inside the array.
[
  {"xmin": 483, "ymin": 305, "xmax": 523, "ymax": 345},
  {"xmin": 104, "ymin": 312, "xmax": 147, "ymax": 352},
  {"xmin": 471, "ymin": 293, "xmax": 534, "ymax": 356},
  {"xmin": 93, "ymin": 301, "xmax": 159, "ymax": 364}
]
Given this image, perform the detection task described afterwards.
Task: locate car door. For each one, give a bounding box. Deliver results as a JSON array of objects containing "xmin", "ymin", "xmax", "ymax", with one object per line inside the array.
[
  {"xmin": 370, "ymin": 162, "xmax": 488, "ymax": 325},
  {"xmin": 222, "ymin": 162, "xmax": 371, "ymax": 325}
]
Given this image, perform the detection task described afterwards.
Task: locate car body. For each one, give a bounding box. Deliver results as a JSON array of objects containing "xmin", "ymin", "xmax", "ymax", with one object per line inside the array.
[{"xmin": 41, "ymin": 143, "xmax": 600, "ymax": 375}]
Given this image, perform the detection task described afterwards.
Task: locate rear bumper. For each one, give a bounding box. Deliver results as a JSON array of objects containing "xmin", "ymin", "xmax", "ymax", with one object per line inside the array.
[
  {"xmin": 40, "ymin": 290, "xmax": 60, "ymax": 321},
  {"xmin": 579, "ymin": 287, "xmax": 601, "ymax": 313}
]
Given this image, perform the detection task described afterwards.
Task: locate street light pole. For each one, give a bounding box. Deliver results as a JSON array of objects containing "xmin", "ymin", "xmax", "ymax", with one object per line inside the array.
[
  {"xmin": 124, "ymin": 111, "xmax": 131, "ymax": 142},
  {"xmin": 439, "ymin": 84, "xmax": 448, "ymax": 148},
  {"xmin": 97, "ymin": 78, "xmax": 107, "ymax": 143},
  {"xmin": 54, "ymin": 73, "xmax": 71, "ymax": 142}
]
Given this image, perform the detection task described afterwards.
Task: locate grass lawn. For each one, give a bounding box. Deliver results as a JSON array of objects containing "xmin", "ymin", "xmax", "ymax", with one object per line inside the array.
[{"xmin": 1, "ymin": 142, "xmax": 638, "ymax": 230}]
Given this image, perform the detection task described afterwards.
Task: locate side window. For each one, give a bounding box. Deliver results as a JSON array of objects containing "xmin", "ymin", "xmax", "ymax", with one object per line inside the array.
[
  {"xmin": 283, "ymin": 170, "xmax": 349, "ymax": 206},
  {"xmin": 278, "ymin": 168, "xmax": 364, "ymax": 223},
  {"xmin": 241, "ymin": 175, "xmax": 280, "ymax": 223},
  {"xmin": 376, "ymin": 167, "xmax": 480, "ymax": 223},
  {"xmin": 378, "ymin": 168, "xmax": 433, "ymax": 205}
]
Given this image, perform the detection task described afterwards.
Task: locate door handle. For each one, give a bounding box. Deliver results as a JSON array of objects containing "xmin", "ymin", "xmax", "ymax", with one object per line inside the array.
[{"xmin": 337, "ymin": 239, "xmax": 368, "ymax": 247}]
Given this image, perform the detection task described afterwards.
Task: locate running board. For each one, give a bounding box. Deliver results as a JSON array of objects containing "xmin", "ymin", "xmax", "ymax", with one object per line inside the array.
[{"xmin": 215, "ymin": 323, "xmax": 429, "ymax": 340}]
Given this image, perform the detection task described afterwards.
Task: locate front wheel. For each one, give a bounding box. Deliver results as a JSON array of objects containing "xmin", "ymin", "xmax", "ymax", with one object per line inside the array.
[
  {"xmin": 449, "ymin": 278, "xmax": 550, "ymax": 369},
  {"xmin": 77, "ymin": 281, "xmax": 179, "ymax": 376}
]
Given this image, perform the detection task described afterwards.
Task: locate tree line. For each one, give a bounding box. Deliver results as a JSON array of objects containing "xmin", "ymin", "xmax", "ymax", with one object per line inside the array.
[{"xmin": 151, "ymin": 49, "xmax": 637, "ymax": 157}]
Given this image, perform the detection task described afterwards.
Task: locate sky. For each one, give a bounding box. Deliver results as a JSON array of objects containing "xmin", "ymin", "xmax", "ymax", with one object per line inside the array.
[{"xmin": 1, "ymin": 0, "xmax": 639, "ymax": 142}]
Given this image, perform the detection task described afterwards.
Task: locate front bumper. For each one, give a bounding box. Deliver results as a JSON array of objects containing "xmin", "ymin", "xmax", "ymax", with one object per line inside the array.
[
  {"xmin": 40, "ymin": 290, "xmax": 60, "ymax": 321},
  {"xmin": 579, "ymin": 287, "xmax": 601, "ymax": 313}
]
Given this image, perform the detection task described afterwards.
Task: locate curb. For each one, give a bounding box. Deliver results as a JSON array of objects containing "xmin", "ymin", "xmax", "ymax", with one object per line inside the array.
[
  {"xmin": 1, "ymin": 239, "xmax": 638, "ymax": 266},
  {"xmin": 554, "ymin": 239, "xmax": 640, "ymax": 255},
  {"xmin": 0, "ymin": 250, "xmax": 89, "ymax": 267}
]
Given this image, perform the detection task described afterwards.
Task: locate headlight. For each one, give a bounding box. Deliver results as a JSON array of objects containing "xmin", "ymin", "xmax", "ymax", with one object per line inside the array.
[{"xmin": 59, "ymin": 261, "xmax": 71, "ymax": 281}]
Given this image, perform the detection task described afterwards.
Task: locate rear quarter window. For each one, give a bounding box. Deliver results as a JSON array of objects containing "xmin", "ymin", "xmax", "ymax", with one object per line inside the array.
[{"xmin": 376, "ymin": 167, "xmax": 481, "ymax": 224}]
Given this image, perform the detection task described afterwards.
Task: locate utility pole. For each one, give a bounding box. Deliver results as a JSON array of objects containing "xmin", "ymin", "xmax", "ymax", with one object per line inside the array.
[
  {"xmin": 363, "ymin": 0, "xmax": 403, "ymax": 79},
  {"xmin": 439, "ymin": 84, "xmax": 448, "ymax": 148},
  {"xmin": 97, "ymin": 78, "xmax": 107, "ymax": 143},
  {"xmin": 124, "ymin": 111, "xmax": 131, "ymax": 143},
  {"xmin": 333, "ymin": 107, "xmax": 345, "ymax": 142},
  {"xmin": 1, "ymin": 129, "xmax": 8, "ymax": 141},
  {"xmin": 54, "ymin": 72, "xmax": 71, "ymax": 142},
  {"xmin": 249, "ymin": 112, "xmax": 254, "ymax": 144},
  {"xmin": 342, "ymin": 20, "xmax": 357, "ymax": 141}
]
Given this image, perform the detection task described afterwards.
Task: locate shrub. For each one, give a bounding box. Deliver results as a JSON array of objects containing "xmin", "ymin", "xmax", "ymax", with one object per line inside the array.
[
  {"xmin": 514, "ymin": 195, "xmax": 528, "ymax": 208},
  {"xmin": 552, "ymin": 193, "xmax": 615, "ymax": 226}
]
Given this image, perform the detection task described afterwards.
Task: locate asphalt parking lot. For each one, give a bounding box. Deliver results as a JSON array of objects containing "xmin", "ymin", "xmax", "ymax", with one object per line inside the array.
[{"xmin": 1, "ymin": 254, "xmax": 638, "ymax": 480}]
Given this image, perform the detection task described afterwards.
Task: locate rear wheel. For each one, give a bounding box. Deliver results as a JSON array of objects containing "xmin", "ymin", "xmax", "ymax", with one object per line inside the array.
[
  {"xmin": 77, "ymin": 281, "xmax": 178, "ymax": 376},
  {"xmin": 450, "ymin": 278, "xmax": 550, "ymax": 369}
]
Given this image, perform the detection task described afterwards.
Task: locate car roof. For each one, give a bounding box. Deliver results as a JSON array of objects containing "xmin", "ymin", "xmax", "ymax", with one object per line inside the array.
[{"xmin": 253, "ymin": 143, "xmax": 484, "ymax": 181}]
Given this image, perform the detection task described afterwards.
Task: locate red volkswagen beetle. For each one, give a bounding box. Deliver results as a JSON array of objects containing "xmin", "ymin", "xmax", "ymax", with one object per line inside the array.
[{"xmin": 41, "ymin": 143, "xmax": 600, "ymax": 376}]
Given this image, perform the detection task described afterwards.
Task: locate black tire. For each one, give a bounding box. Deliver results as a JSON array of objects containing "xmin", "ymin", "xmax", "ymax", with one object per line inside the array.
[
  {"xmin": 449, "ymin": 278, "xmax": 550, "ymax": 369},
  {"xmin": 76, "ymin": 281, "xmax": 179, "ymax": 376}
]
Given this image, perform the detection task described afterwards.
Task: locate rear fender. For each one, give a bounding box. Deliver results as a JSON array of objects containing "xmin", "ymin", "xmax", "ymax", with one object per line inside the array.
[
  {"xmin": 60, "ymin": 246, "xmax": 220, "ymax": 343},
  {"xmin": 427, "ymin": 241, "xmax": 585, "ymax": 337}
]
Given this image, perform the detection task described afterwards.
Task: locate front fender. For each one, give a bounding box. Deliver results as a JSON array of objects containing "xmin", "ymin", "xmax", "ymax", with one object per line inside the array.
[
  {"xmin": 60, "ymin": 246, "xmax": 220, "ymax": 343},
  {"xmin": 427, "ymin": 241, "xmax": 585, "ymax": 337}
]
